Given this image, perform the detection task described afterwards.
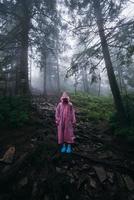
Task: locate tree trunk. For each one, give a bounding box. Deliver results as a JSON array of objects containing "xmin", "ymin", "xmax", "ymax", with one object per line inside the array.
[
  {"xmin": 116, "ymin": 61, "xmax": 123, "ymax": 93},
  {"xmin": 98, "ymin": 74, "xmax": 101, "ymax": 96},
  {"xmin": 84, "ymin": 66, "xmax": 89, "ymax": 93},
  {"xmin": 93, "ymin": 0, "xmax": 128, "ymax": 124},
  {"xmin": 16, "ymin": 0, "xmax": 30, "ymax": 95},
  {"xmin": 56, "ymin": 56, "xmax": 61, "ymax": 94},
  {"xmin": 43, "ymin": 52, "xmax": 47, "ymax": 99},
  {"xmin": 55, "ymin": 35, "xmax": 61, "ymax": 94},
  {"xmin": 82, "ymin": 66, "xmax": 89, "ymax": 93},
  {"xmin": 74, "ymin": 72, "xmax": 77, "ymax": 94}
]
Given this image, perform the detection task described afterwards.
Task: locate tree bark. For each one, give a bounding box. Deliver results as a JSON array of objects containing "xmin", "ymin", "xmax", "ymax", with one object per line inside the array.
[
  {"xmin": 82, "ymin": 66, "xmax": 89, "ymax": 93},
  {"xmin": 42, "ymin": 52, "xmax": 47, "ymax": 99},
  {"xmin": 93, "ymin": 0, "xmax": 128, "ymax": 124},
  {"xmin": 74, "ymin": 72, "xmax": 78, "ymax": 94},
  {"xmin": 16, "ymin": 0, "xmax": 30, "ymax": 95},
  {"xmin": 98, "ymin": 73, "xmax": 101, "ymax": 96},
  {"xmin": 56, "ymin": 56, "xmax": 61, "ymax": 94}
]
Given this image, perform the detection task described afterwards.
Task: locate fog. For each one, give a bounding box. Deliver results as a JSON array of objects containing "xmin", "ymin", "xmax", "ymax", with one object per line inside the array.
[{"xmin": 30, "ymin": 0, "xmax": 134, "ymax": 96}]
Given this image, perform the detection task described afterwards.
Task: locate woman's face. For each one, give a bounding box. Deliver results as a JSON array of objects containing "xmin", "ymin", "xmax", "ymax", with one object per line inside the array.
[{"xmin": 63, "ymin": 98, "xmax": 68, "ymax": 103}]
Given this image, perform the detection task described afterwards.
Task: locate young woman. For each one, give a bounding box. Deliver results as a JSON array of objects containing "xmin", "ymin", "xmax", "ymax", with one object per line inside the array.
[{"xmin": 55, "ymin": 92, "xmax": 76, "ymax": 153}]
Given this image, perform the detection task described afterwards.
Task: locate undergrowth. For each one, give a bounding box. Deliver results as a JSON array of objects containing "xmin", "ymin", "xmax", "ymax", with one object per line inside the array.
[
  {"xmin": 0, "ymin": 96, "xmax": 31, "ymax": 128},
  {"xmin": 71, "ymin": 92, "xmax": 114, "ymax": 122},
  {"xmin": 71, "ymin": 92, "xmax": 134, "ymax": 140}
]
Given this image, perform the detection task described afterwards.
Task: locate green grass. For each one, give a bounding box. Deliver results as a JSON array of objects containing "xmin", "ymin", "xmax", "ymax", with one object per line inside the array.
[
  {"xmin": 70, "ymin": 92, "xmax": 114, "ymax": 122},
  {"xmin": 70, "ymin": 92, "xmax": 134, "ymax": 140}
]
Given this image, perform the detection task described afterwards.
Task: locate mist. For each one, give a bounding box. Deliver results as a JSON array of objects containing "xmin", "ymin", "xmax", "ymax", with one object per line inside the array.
[{"xmin": 29, "ymin": 1, "xmax": 134, "ymax": 97}]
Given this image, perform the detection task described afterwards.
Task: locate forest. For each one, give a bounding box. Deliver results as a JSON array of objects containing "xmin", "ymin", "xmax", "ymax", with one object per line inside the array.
[{"xmin": 0, "ymin": 0, "xmax": 134, "ymax": 199}]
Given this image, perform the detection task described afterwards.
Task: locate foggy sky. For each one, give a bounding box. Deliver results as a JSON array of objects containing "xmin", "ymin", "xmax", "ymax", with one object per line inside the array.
[{"xmin": 31, "ymin": 1, "xmax": 134, "ymax": 94}]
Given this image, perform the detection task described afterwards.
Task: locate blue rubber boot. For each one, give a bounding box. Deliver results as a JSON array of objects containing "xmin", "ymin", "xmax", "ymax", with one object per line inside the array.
[
  {"xmin": 61, "ymin": 144, "xmax": 66, "ymax": 153},
  {"xmin": 66, "ymin": 144, "xmax": 72, "ymax": 153}
]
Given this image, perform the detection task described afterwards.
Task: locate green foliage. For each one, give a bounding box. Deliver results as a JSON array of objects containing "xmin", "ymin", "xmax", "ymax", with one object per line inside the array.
[
  {"xmin": 71, "ymin": 92, "xmax": 134, "ymax": 141},
  {"xmin": 109, "ymin": 93, "xmax": 134, "ymax": 139},
  {"xmin": 115, "ymin": 127, "xmax": 134, "ymax": 137},
  {"xmin": 114, "ymin": 126, "xmax": 134, "ymax": 143},
  {"xmin": 71, "ymin": 92, "xmax": 114, "ymax": 122},
  {"xmin": 123, "ymin": 94, "xmax": 134, "ymax": 123},
  {"xmin": 0, "ymin": 96, "xmax": 31, "ymax": 128},
  {"xmin": 109, "ymin": 93, "xmax": 134, "ymax": 127}
]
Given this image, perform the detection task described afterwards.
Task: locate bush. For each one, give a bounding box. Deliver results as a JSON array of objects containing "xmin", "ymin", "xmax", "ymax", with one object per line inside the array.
[
  {"xmin": 123, "ymin": 93, "xmax": 134, "ymax": 123},
  {"xmin": 0, "ymin": 96, "xmax": 31, "ymax": 128},
  {"xmin": 114, "ymin": 126, "xmax": 134, "ymax": 143},
  {"xmin": 109, "ymin": 93, "xmax": 134, "ymax": 139},
  {"xmin": 115, "ymin": 127, "xmax": 134, "ymax": 137}
]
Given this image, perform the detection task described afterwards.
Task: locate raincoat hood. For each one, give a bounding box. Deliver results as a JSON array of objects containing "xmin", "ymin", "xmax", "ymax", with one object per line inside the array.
[{"xmin": 60, "ymin": 92, "xmax": 70, "ymax": 102}]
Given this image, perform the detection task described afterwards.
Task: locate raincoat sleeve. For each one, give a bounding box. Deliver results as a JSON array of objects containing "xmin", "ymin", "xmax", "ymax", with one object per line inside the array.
[{"xmin": 55, "ymin": 103, "xmax": 60, "ymax": 124}]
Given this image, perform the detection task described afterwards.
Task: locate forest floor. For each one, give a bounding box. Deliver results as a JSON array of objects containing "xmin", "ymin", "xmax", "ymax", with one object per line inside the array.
[{"xmin": 0, "ymin": 96, "xmax": 134, "ymax": 200}]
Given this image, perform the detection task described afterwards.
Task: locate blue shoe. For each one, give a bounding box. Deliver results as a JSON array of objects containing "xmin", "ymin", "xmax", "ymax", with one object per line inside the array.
[
  {"xmin": 66, "ymin": 144, "xmax": 72, "ymax": 153},
  {"xmin": 61, "ymin": 144, "xmax": 66, "ymax": 153}
]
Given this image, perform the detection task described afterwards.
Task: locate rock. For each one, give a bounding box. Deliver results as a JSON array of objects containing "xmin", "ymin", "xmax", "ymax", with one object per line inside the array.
[
  {"xmin": 56, "ymin": 167, "xmax": 62, "ymax": 173},
  {"xmin": 82, "ymin": 164, "xmax": 90, "ymax": 170},
  {"xmin": 116, "ymin": 173, "xmax": 125, "ymax": 188},
  {"xmin": 98, "ymin": 151, "xmax": 115, "ymax": 159},
  {"xmin": 70, "ymin": 178, "xmax": 75, "ymax": 183},
  {"xmin": 77, "ymin": 175, "xmax": 87, "ymax": 189},
  {"xmin": 19, "ymin": 177, "xmax": 28, "ymax": 187},
  {"xmin": 72, "ymin": 160, "xmax": 75, "ymax": 164},
  {"xmin": 107, "ymin": 172, "xmax": 114, "ymax": 184},
  {"xmin": 44, "ymin": 194, "xmax": 49, "ymax": 200},
  {"xmin": 89, "ymin": 177, "xmax": 96, "ymax": 188},
  {"xmin": 64, "ymin": 165, "xmax": 68, "ymax": 169},
  {"xmin": 31, "ymin": 138, "xmax": 37, "ymax": 142},
  {"xmin": 32, "ymin": 182, "xmax": 38, "ymax": 197},
  {"xmin": 2, "ymin": 165, "xmax": 11, "ymax": 173},
  {"xmin": 122, "ymin": 175, "xmax": 134, "ymax": 191},
  {"xmin": 65, "ymin": 195, "xmax": 70, "ymax": 199},
  {"xmin": 73, "ymin": 171, "xmax": 79, "ymax": 179},
  {"xmin": 67, "ymin": 171, "xmax": 73, "ymax": 178},
  {"xmin": 96, "ymin": 143, "xmax": 103, "ymax": 148},
  {"xmin": 94, "ymin": 166, "xmax": 107, "ymax": 183},
  {"xmin": 89, "ymin": 171, "xmax": 95, "ymax": 176}
]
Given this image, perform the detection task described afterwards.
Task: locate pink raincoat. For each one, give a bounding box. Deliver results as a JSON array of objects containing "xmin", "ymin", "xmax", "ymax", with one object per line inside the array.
[{"xmin": 55, "ymin": 92, "xmax": 76, "ymax": 144}]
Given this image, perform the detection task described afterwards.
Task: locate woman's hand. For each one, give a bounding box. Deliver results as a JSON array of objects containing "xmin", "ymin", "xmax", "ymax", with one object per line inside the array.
[{"xmin": 56, "ymin": 120, "xmax": 59, "ymax": 126}]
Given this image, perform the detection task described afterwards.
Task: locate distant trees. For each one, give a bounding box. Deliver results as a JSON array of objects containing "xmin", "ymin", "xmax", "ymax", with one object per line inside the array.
[
  {"xmin": 34, "ymin": 0, "xmax": 61, "ymax": 96},
  {"xmin": 0, "ymin": 0, "xmax": 32, "ymax": 95},
  {"xmin": 93, "ymin": 0, "xmax": 127, "ymax": 124},
  {"xmin": 0, "ymin": 0, "xmax": 61, "ymax": 96},
  {"xmin": 0, "ymin": 0, "xmax": 134, "ymax": 125},
  {"xmin": 111, "ymin": 22, "xmax": 134, "ymax": 92},
  {"xmin": 65, "ymin": 0, "xmax": 134, "ymax": 124},
  {"xmin": 0, "ymin": 0, "xmax": 19, "ymax": 95}
]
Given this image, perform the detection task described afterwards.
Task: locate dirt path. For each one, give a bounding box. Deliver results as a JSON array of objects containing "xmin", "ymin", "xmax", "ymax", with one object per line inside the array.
[{"xmin": 0, "ymin": 96, "xmax": 134, "ymax": 200}]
